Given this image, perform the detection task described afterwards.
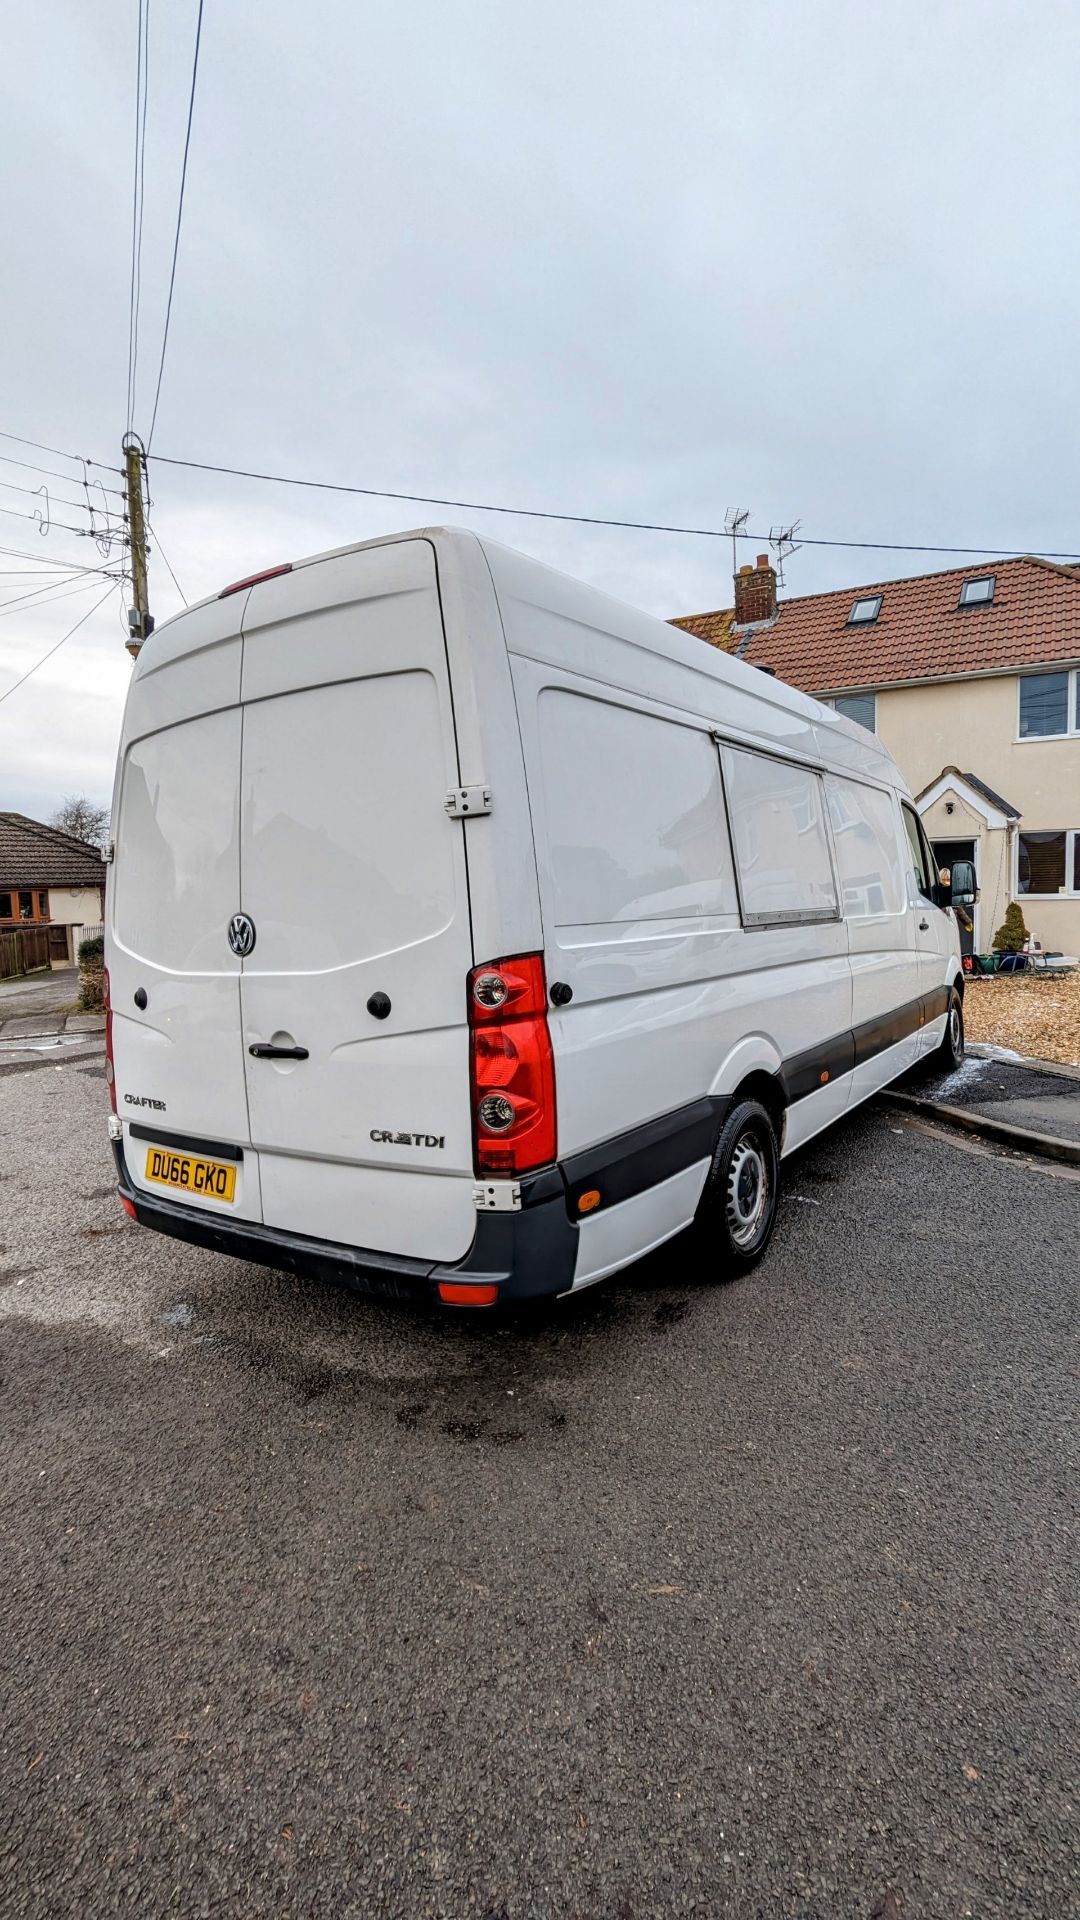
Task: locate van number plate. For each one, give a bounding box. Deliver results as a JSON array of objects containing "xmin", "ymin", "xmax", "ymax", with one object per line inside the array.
[{"xmin": 144, "ymin": 1146, "xmax": 236, "ymax": 1203}]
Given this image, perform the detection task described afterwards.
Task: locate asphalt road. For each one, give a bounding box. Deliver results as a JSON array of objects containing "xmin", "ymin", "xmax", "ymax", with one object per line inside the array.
[
  {"xmin": 2, "ymin": 1060, "xmax": 1077, "ymax": 1919},
  {"xmin": 923, "ymin": 1053, "xmax": 1080, "ymax": 1145},
  {"xmin": 0, "ymin": 966, "xmax": 80, "ymax": 1021}
]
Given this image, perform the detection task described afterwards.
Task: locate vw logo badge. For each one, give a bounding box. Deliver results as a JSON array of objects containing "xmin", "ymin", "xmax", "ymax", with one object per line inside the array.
[{"xmin": 227, "ymin": 912, "xmax": 256, "ymax": 958}]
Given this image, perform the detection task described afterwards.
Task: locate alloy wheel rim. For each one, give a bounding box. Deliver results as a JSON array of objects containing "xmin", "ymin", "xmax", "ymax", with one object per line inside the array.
[
  {"xmin": 725, "ymin": 1132, "xmax": 769, "ymax": 1249},
  {"xmin": 950, "ymin": 1004, "xmax": 962, "ymax": 1053}
]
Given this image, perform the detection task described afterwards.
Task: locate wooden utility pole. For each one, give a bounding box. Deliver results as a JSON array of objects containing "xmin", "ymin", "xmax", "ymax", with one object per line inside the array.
[{"xmin": 123, "ymin": 435, "xmax": 154, "ymax": 658}]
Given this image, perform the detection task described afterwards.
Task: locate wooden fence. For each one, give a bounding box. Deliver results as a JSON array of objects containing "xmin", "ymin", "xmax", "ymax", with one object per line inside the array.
[{"xmin": 0, "ymin": 925, "xmax": 52, "ymax": 982}]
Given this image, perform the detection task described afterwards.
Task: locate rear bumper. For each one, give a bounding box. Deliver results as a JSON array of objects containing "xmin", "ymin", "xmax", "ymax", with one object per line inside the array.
[
  {"xmin": 112, "ymin": 1094, "xmax": 728, "ymax": 1306},
  {"xmin": 112, "ymin": 1136, "xmax": 578, "ymax": 1307}
]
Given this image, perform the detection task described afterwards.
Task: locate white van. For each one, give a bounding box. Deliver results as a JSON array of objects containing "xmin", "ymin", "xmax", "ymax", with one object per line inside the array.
[{"xmin": 105, "ymin": 527, "xmax": 970, "ymax": 1308}]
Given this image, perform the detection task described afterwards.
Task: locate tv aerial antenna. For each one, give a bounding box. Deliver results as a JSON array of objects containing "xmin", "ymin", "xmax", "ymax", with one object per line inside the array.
[
  {"xmin": 724, "ymin": 506, "xmax": 750, "ymax": 578},
  {"xmin": 769, "ymin": 519, "xmax": 802, "ymax": 587}
]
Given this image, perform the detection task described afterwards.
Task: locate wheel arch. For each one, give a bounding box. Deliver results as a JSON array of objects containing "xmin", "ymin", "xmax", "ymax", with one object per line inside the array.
[
  {"xmin": 726, "ymin": 1069, "xmax": 786, "ymax": 1145},
  {"xmin": 707, "ymin": 1037, "xmax": 787, "ymax": 1152}
]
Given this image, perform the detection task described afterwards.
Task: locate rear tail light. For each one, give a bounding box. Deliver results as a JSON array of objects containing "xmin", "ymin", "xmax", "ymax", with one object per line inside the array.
[
  {"xmin": 468, "ymin": 953, "xmax": 556, "ymax": 1175},
  {"xmin": 103, "ymin": 966, "xmax": 116, "ymax": 1114}
]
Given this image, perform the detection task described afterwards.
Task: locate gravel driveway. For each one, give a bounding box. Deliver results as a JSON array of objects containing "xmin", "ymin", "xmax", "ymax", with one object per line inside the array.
[
  {"xmin": 2, "ymin": 1062, "xmax": 1077, "ymax": 1919},
  {"xmin": 965, "ymin": 973, "xmax": 1080, "ymax": 1068}
]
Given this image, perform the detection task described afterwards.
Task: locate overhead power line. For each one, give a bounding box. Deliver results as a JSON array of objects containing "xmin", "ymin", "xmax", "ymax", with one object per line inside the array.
[
  {"xmin": 0, "ymin": 581, "xmax": 119, "ymax": 707},
  {"xmin": 0, "ymin": 428, "xmax": 123, "ymax": 475},
  {"xmin": 0, "ymin": 566, "xmax": 78, "ymax": 578},
  {"xmin": 0, "ymin": 476, "xmax": 124, "ymax": 518},
  {"xmin": 0, "ymin": 500, "xmax": 128, "ymax": 542},
  {"xmin": 0, "ymin": 541, "xmax": 124, "ymax": 578},
  {"xmin": 126, "ymin": 0, "xmax": 152, "ymax": 432},
  {"xmin": 0, "ymin": 452, "xmax": 126, "ymax": 498},
  {"xmin": 0, "ymin": 576, "xmax": 104, "ymax": 620},
  {"xmin": 150, "ymin": 453, "xmax": 1080, "ymax": 563},
  {"xmin": 146, "ymin": 0, "xmax": 206, "ymax": 448},
  {"xmin": 148, "ymin": 520, "xmax": 188, "ymax": 604}
]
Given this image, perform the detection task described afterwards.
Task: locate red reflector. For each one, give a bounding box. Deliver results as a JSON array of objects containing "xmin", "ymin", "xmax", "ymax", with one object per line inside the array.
[
  {"xmin": 121, "ymin": 1195, "xmax": 138, "ymax": 1220},
  {"xmin": 219, "ymin": 562, "xmax": 293, "ymax": 599},
  {"xmin": 437, "ymin": 1282, "xmax": 499, "ymax": 1308},
  {"xmin": 467, "ymin": 954, "xmax": 556, "ymax": 1176}
]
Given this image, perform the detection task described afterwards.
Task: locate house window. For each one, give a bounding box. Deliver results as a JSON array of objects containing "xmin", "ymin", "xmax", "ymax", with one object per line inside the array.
[
  {"xmin": 18, "ymin": 890, "xmax": 33, "ymax": 919},
  {"xmin": 1017, "ymin": 830, "xmax": 1080, "ymax": 897},
  {"xmin": 823, "ymin": 692, "xmax": 877, "ymax": 732},
  {"xmin": 1018, "ymin": 668, "xmax": 1080, "ymax": 738},
  {"xmin": 958, "ymin": 575, "xmax": 995, "ymax": 607},
  {"xmin": 38, "ymin": 892, "xmax": 49, "ymax": 918},
  {"xmin": 0, "ymin": 892, "xmax": 11, "ymax": 920},
  {"xmin": 848, "ymin": 595, "xmax": 882, "ymax": 625}
]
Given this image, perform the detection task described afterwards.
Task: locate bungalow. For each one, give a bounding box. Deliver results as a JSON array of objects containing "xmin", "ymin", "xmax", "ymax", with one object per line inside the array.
[
  {"xmin": 0, "ymin": 813, "xmax": 106, "ymax": 962},
  {"xmin": 673, "ymin": 554, "xmax": 1080, "ymax": 956}
]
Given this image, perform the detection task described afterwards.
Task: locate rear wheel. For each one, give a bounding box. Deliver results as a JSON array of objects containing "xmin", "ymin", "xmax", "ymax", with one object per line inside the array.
[
  {"xmin": 936, "ymin": 988, "xmax": 964, "ymax": 1071},
  {"xmin": 695, "ymin": 1098, "xmax": 781, "ymax": 1276}
]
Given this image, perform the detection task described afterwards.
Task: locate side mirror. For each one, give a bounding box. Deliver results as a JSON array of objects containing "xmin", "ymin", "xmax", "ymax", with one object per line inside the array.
[{"xmin": 950, "ymin": 858, "xmax": 977, "ymax": 906}]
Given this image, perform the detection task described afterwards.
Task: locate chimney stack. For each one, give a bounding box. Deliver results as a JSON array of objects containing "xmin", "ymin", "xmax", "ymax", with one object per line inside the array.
[{"xmin": 733, "ymin": 553, "xmax": 777, "ymax": 626}]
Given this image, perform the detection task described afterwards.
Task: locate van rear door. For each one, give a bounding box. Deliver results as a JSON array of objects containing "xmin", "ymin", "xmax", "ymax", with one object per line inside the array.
[
  {"xmin": 109, "ymin": 596, "xmax": 261, "ymax": 1222},
  {"xmin": 235, "ymin": 539, "xmax": 477, "ymax": 1264}
]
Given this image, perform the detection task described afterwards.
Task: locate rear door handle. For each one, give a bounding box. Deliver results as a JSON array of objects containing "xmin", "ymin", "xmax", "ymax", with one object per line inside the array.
[
  {"xmin": 918, "ymin": 919, "xmax": 930, "ymax": 931},
  {"xmin": 248, "ymin": 1043, "xmax": 309, "ymax": 1060}
]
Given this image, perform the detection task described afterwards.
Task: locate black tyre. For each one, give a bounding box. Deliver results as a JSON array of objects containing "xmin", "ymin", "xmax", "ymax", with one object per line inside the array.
[
  {"xmin": 696, "ymin": 1097, "xmax": 781, "ymax": 1275},
  {"xmin": 936, "ymin": 987, "xmax": 964, "ymax": 1071}
]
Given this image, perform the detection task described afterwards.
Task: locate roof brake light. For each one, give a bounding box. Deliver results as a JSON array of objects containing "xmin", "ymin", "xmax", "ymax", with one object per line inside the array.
[{"xmin": 219, "ymin": 563, "xmax": 293, "ymax": 599}]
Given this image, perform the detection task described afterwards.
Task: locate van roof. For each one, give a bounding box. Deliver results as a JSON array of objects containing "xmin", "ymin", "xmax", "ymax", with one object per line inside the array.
[{"xmin": 139, "ymin": 523, "xmax": 897, "ymax": 776}]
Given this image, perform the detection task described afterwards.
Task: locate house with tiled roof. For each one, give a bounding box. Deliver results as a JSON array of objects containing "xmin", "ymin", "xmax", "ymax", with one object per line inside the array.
[
  {"xmin": 0, "ymin": 813, "xmax": 106, "ymax": 962},
  {"xmin": 673, "ymin": 553, "xmax": 1080, "ymax": 955}
]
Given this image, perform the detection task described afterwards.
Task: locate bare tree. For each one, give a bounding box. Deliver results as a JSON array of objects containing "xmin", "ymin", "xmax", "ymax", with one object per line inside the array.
[{"xmin": 51, "ymin": 795, "xmax": 110, "ymax": 850}]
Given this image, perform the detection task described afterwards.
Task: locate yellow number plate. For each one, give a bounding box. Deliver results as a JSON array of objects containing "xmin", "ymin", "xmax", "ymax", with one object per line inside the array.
[{"xmin": 145, "ymin": 1145, "xmax": 236, "ymax": 1203}]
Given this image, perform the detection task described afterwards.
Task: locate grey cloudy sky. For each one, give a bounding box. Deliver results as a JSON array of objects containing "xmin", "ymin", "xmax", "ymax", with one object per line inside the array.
[{"xmin": 2, "ymin": 0, "xmax": 1078, "ymax": 819}]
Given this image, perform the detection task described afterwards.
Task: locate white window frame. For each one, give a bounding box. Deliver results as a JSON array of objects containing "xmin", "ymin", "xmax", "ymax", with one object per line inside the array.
[
  {"xmin": 1014, "ymin": 828, "xmax": 1080, "ymax": 899},
  {"xmin": 1016, "ymin": 666, "xmax": 1080, "ymax": 742}
]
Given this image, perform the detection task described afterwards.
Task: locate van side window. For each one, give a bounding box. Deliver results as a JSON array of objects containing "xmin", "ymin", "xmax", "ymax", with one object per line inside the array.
[
  {"xmin": 722, "ymin": 747, "xmax": 839, "ymax": 925},
  {"xmin": 537, "ymin": 691, "xmax": 738, "ymax": 924},
  {"xmin": 901, "ymin": 802, "xmax": 935, "ymax": 902},
  {"xmin": 826, "ymin": 777, "xmax": 905, "ymax": 917}
]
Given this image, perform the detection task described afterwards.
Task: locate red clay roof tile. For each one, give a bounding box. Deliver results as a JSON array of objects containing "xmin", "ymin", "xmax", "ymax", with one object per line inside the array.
[{"xmin": 672, "ymin": 555, "xmax": 1080, "ymax": 692}]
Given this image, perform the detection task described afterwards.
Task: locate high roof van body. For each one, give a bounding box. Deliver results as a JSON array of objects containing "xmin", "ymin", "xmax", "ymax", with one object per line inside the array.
[{"xmin": 105, "ymin": 528, "xmax": 965, "ymax": 1305}]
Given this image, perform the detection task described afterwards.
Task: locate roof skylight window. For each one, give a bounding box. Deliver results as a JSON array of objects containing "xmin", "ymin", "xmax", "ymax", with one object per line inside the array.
[
  {"xmin": 958, "ymin": 575, "xmax": 995, "ymax": 607},
  {"xmin": 848, "ymin": 595, "xmax": 882, "ymax": 625}
]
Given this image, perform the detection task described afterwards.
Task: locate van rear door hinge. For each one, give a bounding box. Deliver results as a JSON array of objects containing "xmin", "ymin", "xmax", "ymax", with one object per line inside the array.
[
  {"xmin": 473, "ymin": 1180, "xmax": 522, "ymax": 1212},
  {"xmin": 102, "ymin": 840, "xmax": 115, "ymax": 864},
  {"xmin": 445, "ymin": 785, "xmax": 492, "ymax": 819}
]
